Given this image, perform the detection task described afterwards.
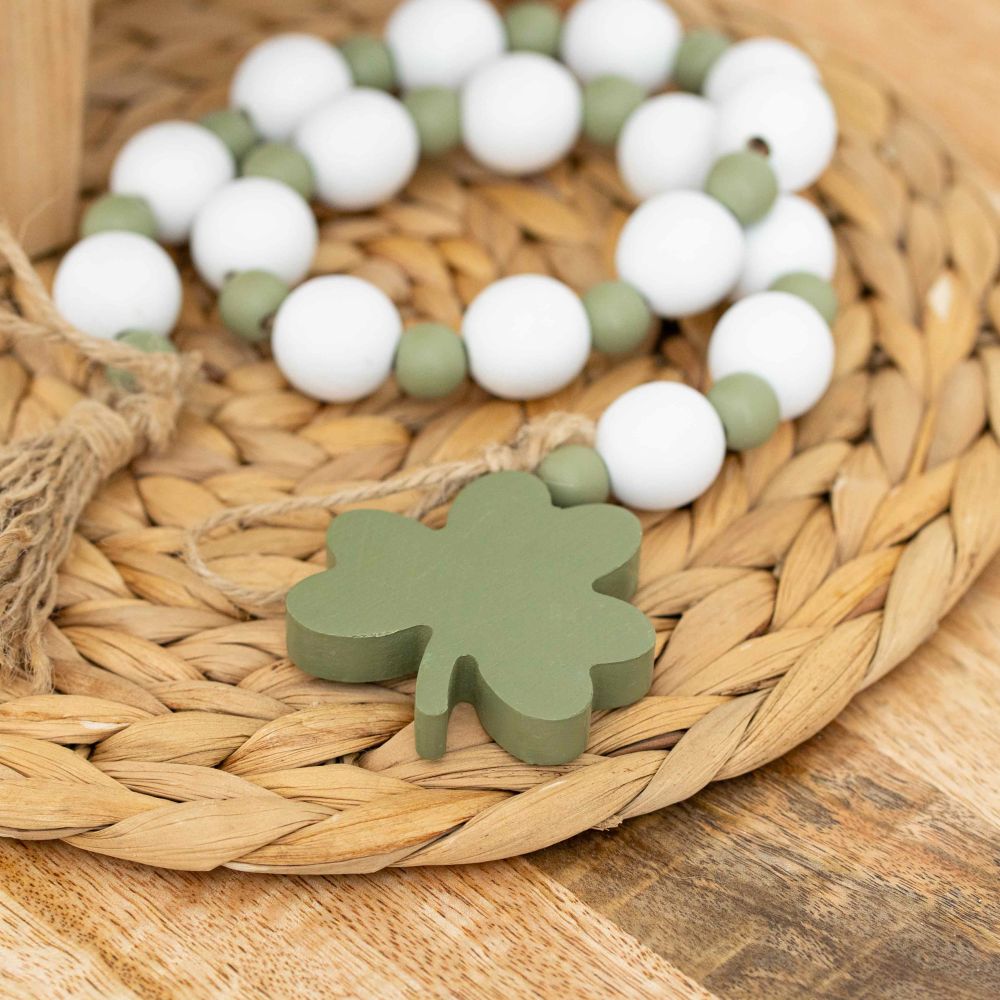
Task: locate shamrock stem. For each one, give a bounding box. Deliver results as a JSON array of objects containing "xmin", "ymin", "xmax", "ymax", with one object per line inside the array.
[{"xmin": 413, "ymin": 637, "xmax": 460, "ymax": 760}]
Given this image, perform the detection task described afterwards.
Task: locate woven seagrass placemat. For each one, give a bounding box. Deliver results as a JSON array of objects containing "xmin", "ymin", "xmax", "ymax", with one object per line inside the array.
[{"xmin": 0, "ymin": 0, "xmax": 998, "ymax": 874}]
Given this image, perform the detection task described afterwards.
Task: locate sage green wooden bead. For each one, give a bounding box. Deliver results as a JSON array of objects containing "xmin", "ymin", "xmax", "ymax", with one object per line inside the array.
[
  {"xmin": 707, "ymin": 372, "xmax": 781, "ymax": 451},
  {"xmin": 80, "ymin": 194, "xmax": 157, "ymax": 240},
  {"xmin": 583, "ymin": 280, "xmax": 652, "ymax": 355},
  {"xmin": 200, "ymin": 109, "xmax": 258, "ymax": 161},
  {"xmin": 394, "ymin": 322, "xmax": 468, "ymax": 398},
  {"xmin": 769, "ymin": 272, "xmax": 838, "ymax": 326},
  {"xmin": 674, "ymin": 29, "xmax": 731, "ymax": 93},
  {"xmin": 705, "ymin": 150, "xmax": 778, "ymax": 226},
  {"xmin": 219, "ymin": 270, "xmax": 290, "ymax": 342},
  {"xmin": 340, "ymin": 35, "xmax": 396, "ymax": 91},
  {"xmin": 582, "ymin": 76, "xmax": 645, "ymax": 146},
  {"xmin": 241, "ymin": 142, "xmax": 316, "ymax": 200},
  {"xmin": 505, "ymin": 2, "xmax": 562, "ymax": 56},
  {"xmin": 537, "ymin": 445, "xmax": 611, "ymax": 508},
  {"xmin": 403, "ymin": 88, "xmax": 462, "ymax": 157},
  {"xmin": 106, "ymin": 328, "xmax": 176, "ymax": 390}
]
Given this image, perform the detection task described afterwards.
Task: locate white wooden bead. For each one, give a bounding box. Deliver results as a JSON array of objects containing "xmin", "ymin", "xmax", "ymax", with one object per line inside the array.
[
  {"xmin": 561, "ymin": 0, "xmax": 682, "ymax": 92},
  {"xmin": 615, "ymin": 190, "xmax": 745, "ymax": 318},
  {"xmin": 190, "ymin": 177, "xmax": 318, "ymax": 291},
  {"xmin": 462, "ymin": 274, "xmax": 591, "ymax": 399},
  {"xmin": 110, "ymin": 121, "xmax": 233, "ymax": 243},
  {"xmin": 294, "ymin": 89, "xmax": 419, "ymax": 210},
  {"xmin": 596, "ymin": 382, "xmax": 726, "ymax": 510},
  {"xmin": 461, "ymin": 54, "xmax": 582, "ymax": 175},
  {"xmin": 714, "ymin": 73, "xmax": 838, "ymax": 192},
  {"xmin": 737, "ymin": 194, "xmax": 836, "ymax": 297},
  {"xmin": 230, "ymin": 34, "xmax": 351, "ymax": 141},
  {"xmin": 53, "ymin": 232, "xmax": 182, "ymax": 339},
  {"xmin": 704, "ymin": 37, "xmax": 819, "ymax": 102},
  {"xmin": 386, "ymin": 0, "xmax": 505, "ymax": 90},
  {"xmin": 708, "ymin": 291, "xmax": 834, "ymax": 419},
  {"xmin": 617, "ymin": 94, "xmax": 717, "ymax": 200},
  {"xmin": 272, "ymin": 276, "xmax": 403, "ymax": 403}
]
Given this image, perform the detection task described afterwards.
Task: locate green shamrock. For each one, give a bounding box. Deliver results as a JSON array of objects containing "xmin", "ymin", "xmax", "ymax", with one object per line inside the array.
[{"xmin": 285, "ymin": 471, "xmax": 655, "ymax": 765}]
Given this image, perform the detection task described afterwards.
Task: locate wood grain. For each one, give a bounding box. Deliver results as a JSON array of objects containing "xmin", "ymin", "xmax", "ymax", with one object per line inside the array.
[
  {"xmin": 534, "ymin": 721, "xmax": 1000, "ymax": 998},
  {"xmin": 2, "ymin": 1, "xmax": 1000, "ymax": 998},
  {"xmin": 0, "ymin": 0, "xmax": 90, "ymax": 256},
  {"xmin": 0, "ymin": 842, "xmax": 710, "ymax": 999}
]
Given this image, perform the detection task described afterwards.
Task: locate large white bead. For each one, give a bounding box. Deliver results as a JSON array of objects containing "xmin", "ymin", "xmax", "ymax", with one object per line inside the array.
[
  {"xmin": 714, "ymin": 73, "xmax": 838, "ymax": 192},
  {"xmin": 230, "ymin": 34, "xmax": 351, "ymax": 141},
  {"xmin": 738, "ymin": 194, "xmax": 836, "ymax": 297},
  {"xmin": 704, "ymin": 37, "xmax": 819, "ymax": 102},
  {"xmin": 615, "ymin": 191, "xmax": 745, "ymax": 318},
  {"xmin": 561, "ymin": 0, "xmax": 682, "ymax": 92},
  {"xmin": 617, "ymin": 94, "xmax": 717, "ymax": 201},
  {"xmin": 294, "ymin": 89, "xmax": 419, "ymax": 210},
  {"xmin": 110, "ymin": 121, "xmax": 233, "ymax": 243},
  {"xmin": 462, "ymin": 274, "xmax": 591, "ymax": 399},
  {"xmin": 708, "ymin": 291, "xmax": 834, "ymax": 419},
  {"xmin": 386, "ymin": 0, "xmax": 505, "ymax": 90},
  {"xmin": 462, "ymin": 54, "xmax": 582, "ymax": 175},
  {"xmin": 190, "ymin": 177, "xmax": 317, "ymax": 290},
  {"xmin": 271, "ymin": 276, "xmax": 402, "ymax": 403},
  {"xmin": 596, "ymin": 382, "xmax": 726, "ymax": 510},
  {"xmin": 53, "ymin": 232, "xmax": 181, "ymax": 339}
]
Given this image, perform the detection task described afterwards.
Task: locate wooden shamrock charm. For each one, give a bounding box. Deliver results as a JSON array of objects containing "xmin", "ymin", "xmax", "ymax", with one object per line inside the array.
[{"xmin": 286, "ymin": 471, "xmax": 655, "ymax": 765}]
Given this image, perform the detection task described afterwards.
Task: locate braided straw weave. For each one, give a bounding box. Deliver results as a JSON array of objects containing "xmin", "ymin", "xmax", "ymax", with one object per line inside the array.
[{"xmin": 0, "ymin": 0, "xmax": 998, "ymax": 874}]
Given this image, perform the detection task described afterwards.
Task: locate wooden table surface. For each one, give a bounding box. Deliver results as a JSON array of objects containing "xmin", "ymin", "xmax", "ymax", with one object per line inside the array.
[{"xmin": 3, "ymin": 2, "xmax": 1000, "ymax": 997}]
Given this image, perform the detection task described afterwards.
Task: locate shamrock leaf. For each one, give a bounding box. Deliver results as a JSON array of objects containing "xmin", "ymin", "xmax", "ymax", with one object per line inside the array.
[{"xmin": 286, "ymin": 471, "xmax": 654, "ymax": 765}]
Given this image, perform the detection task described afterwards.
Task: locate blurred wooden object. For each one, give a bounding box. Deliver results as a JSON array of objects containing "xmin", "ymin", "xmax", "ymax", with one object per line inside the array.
[{"xmin": 0, "ymin": 0, "xmax": 91, "ymax": 257}]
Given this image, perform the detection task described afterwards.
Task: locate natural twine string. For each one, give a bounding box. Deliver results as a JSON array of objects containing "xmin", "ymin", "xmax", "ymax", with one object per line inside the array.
[
  {"xmin": 0, "ymin": 220, "xmax": 201, "ymax": 689},
  {"xmin": 181, "ymin": 410, "xmax": 597, "ymax": 615}
]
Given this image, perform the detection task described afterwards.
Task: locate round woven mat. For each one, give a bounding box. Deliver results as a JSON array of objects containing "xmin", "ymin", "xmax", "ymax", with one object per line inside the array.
[{"xmin": 1, "ymin": 0, "xmax": 998, "ymax": 874}]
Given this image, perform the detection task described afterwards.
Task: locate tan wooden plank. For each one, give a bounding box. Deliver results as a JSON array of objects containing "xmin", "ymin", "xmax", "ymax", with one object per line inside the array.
[
  {"xmin": 839, "ymin": 560, "xmax": 1000, "ymax": 829},
  {"xmin": 0, "ymin": 890, "xmax": 139, "ymax": 999},
  {"xmin": 532, "ymin": 721, "xmax": 1000, "ymax": 999},
  {"xmin": 0, "ymin": 840, "xmax": 712, "ymax": 1000}
]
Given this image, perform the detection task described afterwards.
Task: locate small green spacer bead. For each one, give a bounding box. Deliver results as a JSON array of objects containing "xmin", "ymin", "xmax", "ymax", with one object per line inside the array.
[
  {"xmin": 241, "ymin": 142, "xmax": 316, "ymax": 201},
  {"xmin": 582, "ymin": 75, "xmax": 645, "ymax": 146},
  {"xmin": 394, "ymin": 323, "xmax": 469, "ymax": 399},
  {"xmin": 219, "ymin": 270, "xmax": 291, "ymax": 342},
  {"xmin": 769, "ymin": 272, "xmax": 838, "ymax": 326},
  {"xmin": 537, "ymin": 445, "xmax": 611, "ymax": 508},
  {"xmin": 583, "ymin": 280, "xmax": 652, "ymax": 355},
  {"xmin": 707, "ymin": 372, "xmax": 781, "ymax": 451},
  {"xmin": 340, "ymin": 35, "xmax": 396, "ymax": 91},
  {"xmin": 674, "ymin": 29, "xmax": 731, "ymax": 93},
  {"xmin": 504, "ymin": 2, "xmax": 562, "ymax": 56},
  {"xmin": 403, "ymin": 88, "xmax": 462, "ymax": 158},
  {"xmin": 106, "ymin": 328, "xmax": 176, "ymax": 391},
  {"xmin": 705, "ymin": 150, "xmax": 779, "ymax": 226},
  {"xmin": 200, "ymin": 109, "xmax": 258, "ymax": 162},
  {"xmin": 80, "ymin": 194, "xmax": 157, "ymax": 240}
]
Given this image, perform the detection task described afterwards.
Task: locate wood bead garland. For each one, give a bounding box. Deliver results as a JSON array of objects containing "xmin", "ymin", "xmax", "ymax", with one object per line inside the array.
[{"xmin": 55, "ymin": 0, "xmax": 842, "ymax": 515}]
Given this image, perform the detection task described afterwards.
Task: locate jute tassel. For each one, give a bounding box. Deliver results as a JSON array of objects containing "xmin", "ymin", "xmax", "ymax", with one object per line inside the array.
[{"xmin": 0, "ymin": 221, "xmax": 200, "ymax": 689}]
